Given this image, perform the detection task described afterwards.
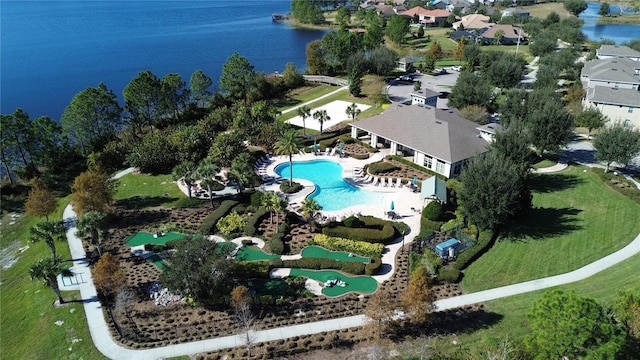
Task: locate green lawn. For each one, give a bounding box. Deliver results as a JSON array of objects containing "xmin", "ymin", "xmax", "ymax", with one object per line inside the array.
[
  {"xmin": 114, "ymin": 173, "xmax": 188, "ymax": 209},
  {"xmin": 301, "ymin": 245, "xmax": 371, "ymax": 264},
  {"xmin": 276, "ymin": 84, "xmax": 338, "ymax": 111},
  {"xmin": 461, "ymin": 166, "xmax": 640, "ymax": 293},
  {"xmin": 289, "ymin": 269, "xmax": 378, "ymax": 297},
  {"xmin": 0, "ymin": 199, "xmax": 108, "ymax": 359},
  {"xmin": 125, "ymin": 231, "xmax": 186, "ymax": 246}
]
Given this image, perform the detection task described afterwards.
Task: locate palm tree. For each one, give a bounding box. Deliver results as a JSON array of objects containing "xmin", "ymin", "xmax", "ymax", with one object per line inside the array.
[
  {"xmin": 30, "ymin": 256, "xmax": 65, "ymax": 304},
  {"xmin": 228, "ymin": 153, "xmax": 255, "ymax": 193},
  {"xmin": 30, "ymin": 220, "xmax": 66, "ymax": 258},
  {"xmin": 261, "ymin": 192, "xmax": 280, "ymax": 224},
  {"xmin": 494, "ymin": 29, "xmax": 505, "ymax": 45},
  {"xmin": 274, "ymin": 130, "xmax": 303, "ymax": 186},
  {"xmin": 297, "ymin": 106, "xmax": 311, "ymax": 137},
  {"xmin": 313, "ymin": 110, "xmax": 330, "ymax": 135},
  {"xmin": 197, "ymin": 157, "xmax": 220, "ymax": 207},
  {"xmin": 301, "ymin": 198, "xmax": 322, "ymax": 232},
  {"xmin": 345, "ymin": 103, "xmax": 361, "ymax": 122},
  {"xmin": 172, "ymin": 161, "xmax": 197, "ymax": 199},
  {"xmin": 273, "ymin": 194, "xmax": 288, "ymax": 225},
  {"xmin": 76, "ymin": 211, "xmax": 107, "ymax": 256}
]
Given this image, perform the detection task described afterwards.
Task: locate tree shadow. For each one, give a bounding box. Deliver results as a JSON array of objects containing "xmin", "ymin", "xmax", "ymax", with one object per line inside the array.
[
  {"xmin": 115, "ymin": 196, "xmax": 177, "ymax": 210},
  {"xmin": 501, "ymin": 207, "xmax": 583, "ymax": 241},
  {"xmin": 529, "ymin": 173, "xmax": 584, "ymax": 193},
  {"xmin": 389, "ymin": 309, "xmax": 504, "ymax": 340}
]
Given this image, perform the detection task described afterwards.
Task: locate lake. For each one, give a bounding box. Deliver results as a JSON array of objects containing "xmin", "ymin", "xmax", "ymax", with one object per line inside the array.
[
  {"xmin": 0, "ymin": 1, "xmax": 327, "ymax": 120},
  {"xmin": 580, "ymin": 2, "xmax": 640, "ymax": 44}
]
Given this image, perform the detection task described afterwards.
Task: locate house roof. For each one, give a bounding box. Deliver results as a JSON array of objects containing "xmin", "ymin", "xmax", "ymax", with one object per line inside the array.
[
  {"xmin": 450, "ymin": 30, "xmax": 476, "ymax": 41},
  {"xmin": 400, "ymin": 6, "xmax": 429, "ymax": 17},
  {"xmin": 453, "ymin": 13, "xmax": 493, "ymax": 29},
  {"xmin": 587, "ymin": 87, "xmax": 640, "ymax": 107},
  {"xmin": 582, "ymin": 58, "xmax": 640, "ymax": 84},
  {"xmin": 421, "ymin": 176, "xmax": 447, "ymax": 203},
  {"xmin": 597, "ymin": 45, "xmax": 640, "ymax": 59},
  {"xmin": 350, "ymin": 105, "xmax": 490, "ymax": 163},
  {"xmin": 411, "ymin": 88, "xmax": 440, "ymax": 99},
  {"xmin": 476, "ymin": 122, "xmax": 503, "ymax": 135},
  {"xmin": 481, "ymin": 24, "xmax": 524, "ymax": 39},
  {"xmin": 424, "ymin": 9, "xmax": 451, "ymax": 18}
]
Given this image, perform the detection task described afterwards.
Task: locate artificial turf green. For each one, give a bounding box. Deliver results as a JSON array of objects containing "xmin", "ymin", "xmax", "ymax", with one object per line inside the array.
[
  {"xmin": 236, "ymin": 246, "xmax": 280, "ymax": 261},
  {"xmin": 301, "ymin": 245, "xmax": 371, "ymax": 263},
  {"xmin": 289, "ymin": 269, "xmax": 378, "ymax": 297},
  {"xmin": 124, "ymin": 232, "xmax": 186, "ymax": 246}
]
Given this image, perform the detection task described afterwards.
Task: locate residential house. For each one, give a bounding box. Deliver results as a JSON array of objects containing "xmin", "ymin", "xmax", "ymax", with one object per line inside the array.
[
  {"xmin": 583, "ymin": 87, "xmax": 640, "ymax": 129},
  {"xmin": 452, "ymin": 13, "xmax": 493, "ymax": 30},
  {"xmin": 596, "ymin": 44, "xmax": 640, "ymax": 61},
  {"xmin": 375, "ymin": 3, "xmax": 404, "ymax": 18},
  {"xmin": 581, "ymin": 57, "xmax": 640, "ymax": 90},
  {"xmin": 501, "ymin": 7, "xmax": 530, "ymax": 19},
  {"xmin": 396, "ymin": 56, "xmax": 419, "ymax": 72},
  {"xmin": 431, "ymin": 0, "xmax": 449, "ymax": 10},
  {"xmin": 449, "ymin": 30, "xmax": 477, "ymax": 42},
  {"xmin": 349, "ymin": 105, "xmax": 497, "ymax": 178},
  {"xmin": 480, "ymin": 24, "xmax": 525, "ymax": 45},
  {"xmin": 446, "ymin": 0, "xmax": 471, "ymax": 14},
  {"xmin": 410, "ymin": 88, "xmax": 440, "ymax": 107},
  {"xmin": 401, "ymin": 7, "xmax": 450, "ymax": 26}
]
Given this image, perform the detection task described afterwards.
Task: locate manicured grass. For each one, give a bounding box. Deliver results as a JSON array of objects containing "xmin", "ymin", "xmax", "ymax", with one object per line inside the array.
[
  {"xmin": 461, "ymin": 165, "xmax": 640, "ymax": 293},
  {"xmin": 526, "ymin": 2, "xmax": 572, "ymax": 19},
  {"xmin": 236, "ymin": 246, "xmax": 280, "ymax": 262},
  {"xmin": 0, "ymin": 199, "xmax": 107, "ymax": 359},
  {"xmin": 114, "ymin": 173, "xmax": 187, "ymax": 209},
  {"xmin": 289, "ymin": 269, "xmax": 378, "ymax": 297},
  {"xmin": 426, "ymin": 253, "xmax": 640, "ymax": 357},
  {"xmin": 599, "ymin": 13, "xmax": 640, "ymax": 24},
  {"xmin": 124, "ymin": 231, "xmax": 186, "ymax": 247},
  {"xmin": 301, "ymin": 245, "xmax": 371, "ymax": 264}
]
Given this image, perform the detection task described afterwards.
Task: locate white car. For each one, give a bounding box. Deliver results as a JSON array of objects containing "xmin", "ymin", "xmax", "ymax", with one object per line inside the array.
[{"xmin": 450, "ymin": 65, "xmax": 462, "ymax": 71}]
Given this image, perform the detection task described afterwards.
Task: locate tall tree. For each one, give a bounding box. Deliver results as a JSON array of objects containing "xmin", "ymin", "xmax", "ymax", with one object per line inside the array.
[
  {"xmin": 313, "ymin": 109, "xmax": 330, "ymax": 135},
  {"xmin": 24, "ymin": 178, "xmax": 57, "ymax": 220},
  {"xmin": 490, "ymin": 120, "xmax": 532, "ymax": 178},
  {"xmin": 459, "ymin": 151, "xmax": 529, "ymax": 230},
  {"xmin": 300, "ymin": 198, "xmax": 322, "ymax": 231},
  {"xmin": 76, "ymin": 211, "xmax": 108, "ymax": 256},
  {"xmin": 386, "ymin": 14, "xmax": 410, "ymax": 44},
  {"xmin": 345, "ymin": 103, "xmax": 361, "ymax": 122},
  {"xmin": 429, "ymin": 40, "xmax": 443, "ymax": 61},
  {"xmin": 189, "ymin": 69, "xmax": 213, "ymax": 107},
  {"xmin": 448, "ymin": 71, "xmax": 493, "ymax": 110},
  {"xmin": 30, "ymin": 256, "xmax": 65, "ymax": 304},
  {"xmin": 208, "ymin": 131, "xmax": 246, "ymax": 168},
  {"xmin": 70, "ymin": 171, "xmax": 116, "ymax": 217},
  {"xmin": 274, "ymin": 130, "xmax": 303, "ymax": 186},
  {"xmin": 525, "ymin": 290, "xmax": 626, "ymax": 359},
  {"xmin": 160, "ymin": 236, "xmax": 238, "ymax": 305},
  {"xmin": 197, "ymin": 157, "xmax": 220, "ymax": 207},
  {"xmin": 564, "ymin": 0, "xmax": 588, "ymax": 16},
  {"xmin": 365, "ymin": 288, "xmax": 397, "ymax": 339},
  {"xmin": 123, "ymin": 70, "xmax": 162, "ymax": 133},
  {"xmin": 227, "ymin": 152, "xmax": 256, "ymax": 193},
  {"xmin": 231, "ymin": 285, "xmax": 256, "ymax": 356},
  {"xmin": 30, "ymin": 220, "xmax": 66, "ymax": 258},
  {"xmin": 305, "ymin": 40, "xmax": 327, "ymax": 75},
  {"xmin": 454, "ymin": 38, "xmax": 466, "ymax": 60},
  {"xmin": 525, "ymin": 89, "xmax": 574, "ymax": 155},
  {"xmin": 368, "ymin": 46, "xmax": 398, "ymax": 76},
  {"xmin": 594, "ymin": 122, "xmax": 640, "ymax": 172},
  {"xmin": 576, "ymin": 108, "xmax": 608, "ymax": 138},
  {"xmin": 335, "ymin": 6, "xmax": 351, "ymax": 28},
  {"xmin": 219, "ymin": 52, "xmax": 256, "ymax": 103},
  {"xmin": 61, "ymin": 83, "xmax": 122, "ymax": 155},
  {"xmin": 172, "ymin": 161, "xmax": 198, "ymax": 199},
  {"xmin": 93, "ymin": 252, "xmax": 125, "ymax": 297},
  {"xmin": 282, "ymin": 62, "xmax": 305, "ymax": 89},
  {"xmin": 291, "ymin": 0, "xmax": 325, "ymax": 24},
  {"xmin": 297, "ymin": 106, "xmax": 311, "ymax": 137},
  {"xmin": 262, "ymin": 192, "xmax": 280, "ymax": 224},
  {"xmin": 160, "ymin": 73, "xmax": 189, "ymax": 123},
  {"xmin": 402, "ymin": 265, "xmax": 433, "ymax": 323}
]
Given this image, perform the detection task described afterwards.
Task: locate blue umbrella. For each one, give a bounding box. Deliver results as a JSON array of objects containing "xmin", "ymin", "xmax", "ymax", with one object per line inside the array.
[
  {"xmin": 390, "ymin": 201, "xmax": 395, "ymax": 211},
  {"xmin": 412, "ymin": 176, "xmax": 417, "ymax": 186},
  {"xmin": 339, "ymin": 143, "xmax": 343, "ymax": 154},
  {"xmin": 313, "ymin": 140, "xmax": 318, "ymax": 153}
]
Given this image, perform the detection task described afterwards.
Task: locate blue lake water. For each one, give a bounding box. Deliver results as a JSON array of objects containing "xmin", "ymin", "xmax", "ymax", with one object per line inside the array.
[
  {"xmin": 274, "ymin": 160, "xmax": 387, "ymax": 212},
  {"xmin": 0, "ymin": 1, "xmax": 326, "ymax": 119},
  {"xmin": 580, "ymin": 2, "xmax": 640, "ymax": 44}
]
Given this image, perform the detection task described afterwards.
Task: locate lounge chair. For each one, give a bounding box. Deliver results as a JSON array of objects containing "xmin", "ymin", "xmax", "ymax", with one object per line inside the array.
[
  {"xmin": 371, "ymin": 177, "xmax": 379, "ymax": 186},
  {"xmin": 324, "ymin": 148, "xmax": 330, "ymax": 155},
  {"xmin": 362, "ymin": 174, "xmax": 371, "ymax": 183},
  {"xmin": 396, "ymin": 178, "xmax": 403, "ymax": 188},
  {"xmin": 383, "ymin": 177, "xmax": 390, "ymax": 187},
  {"xmin": 329, "ymin": 148, "xmax": 336, "ymax": 156},
  {"xmin": 389, "ymin": 177, "xmax": 396, "ymax": 187}
]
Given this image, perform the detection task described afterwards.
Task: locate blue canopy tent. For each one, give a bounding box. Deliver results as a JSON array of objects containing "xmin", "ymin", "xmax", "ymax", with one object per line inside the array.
[{"xmin": 420, "ymin": 176, "xmax": 447, "ymax": 204}]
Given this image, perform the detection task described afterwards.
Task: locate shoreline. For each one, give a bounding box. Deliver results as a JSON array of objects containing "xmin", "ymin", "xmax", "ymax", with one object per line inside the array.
[{"xmin": 597, "ymin": 14, "xmax": 640, "ymax": 25}]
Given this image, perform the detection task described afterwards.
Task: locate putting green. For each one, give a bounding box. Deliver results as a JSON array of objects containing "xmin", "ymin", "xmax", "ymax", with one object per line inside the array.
[
  {"xmin": 289, "ymin": 268, "xmax": 378, "ymax": 297},
  {"xmin": 236, "ymin": 246, "xmax": 280, "ymax": 261},
  {"xmin": 125, "ymin": 232, "xmax": 186, "ymax": 246},
  {"xmin": 301, "ymin": 246, "xmax": 371, "ymax": 263}
]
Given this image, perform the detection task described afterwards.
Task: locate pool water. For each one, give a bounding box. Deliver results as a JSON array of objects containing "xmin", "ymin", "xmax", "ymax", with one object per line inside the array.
[{"xmin": 274, "ymin": 160, "xmax": 386, "ymax": 211}]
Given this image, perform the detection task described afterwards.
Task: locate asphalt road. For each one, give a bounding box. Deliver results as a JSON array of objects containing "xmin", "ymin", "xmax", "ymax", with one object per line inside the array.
[{"xmin": 387, "ymin": 69, "xmax": 460, "ymax": 108}]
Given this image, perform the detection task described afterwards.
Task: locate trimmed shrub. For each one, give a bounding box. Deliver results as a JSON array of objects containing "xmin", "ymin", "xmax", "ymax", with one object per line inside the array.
[
  {"xmin": 364, "ymin": 256, "xmax": 382, "ymax": 276},
  {"xmin": 387, "ymin": 155, "xmax": 447, "ymax": 181},
  {"xmin": 350, "ymin": 153, "xmax": 370, "ymax": 160},
  {"xmin": 423, "ymin": 250, "xmax": 443, "ymax": 275},
  {"xmin": 270, "ymin": 233, "xmax": 285, "ymax": 255},
  {"xmin": 312, "ymin": 234, "xmax": 384, "ymax": 258},
  {"xmin": 454, "ymin": 230, "xmax": 495, "ymax": 270},
  {"xmin": 408, "ymin": 252, "xmax": 422, "ymax": 275},
  {"xmin": 322, "ymin": 216, "xmax": 397, "ymax": 244},
  {"xmin": 236, "ymin": 261, "xmax": 271, "ymax": 279},
  {"xmin": 368, "ymin": 161, "xmax": 400, "ymax": 174},
  {"xmin": 280, "ymin": 258, "xmax": 366, "ymax": 275},
  {"xmin": 280, "ymin": 181, "xmax": 303, "ymax": 194},
  {"xmin": 244, "ymin": 208, "xmax": 269, "ymax": 236},
  {"xmin": 250, "ymin": 191, "xmax": 264, "ymax": 208},
  {"xmin": 241, "ymin": 239, "xmax": 254, "ymax": 246},
  {"xmin": 343, "ymin": 216, "xmax": 364, "ymax": 228},
  {"xmin": 423, "ymin": 201, "xmax": 444, "ymax": 221},
  {"xmin": 198, "ymin": 200, "xmax": 239, "ymax": 234},
  {"xmin": 217, "ymin": 211, "xmax": 246, "ymax": 236},
  {"xmin": 438, "ymin": 265, "xmax": 461, "ymax": 283},
  {"xmin": 418, "ymin": 219, "xmax": 444, "ymax": 238}
]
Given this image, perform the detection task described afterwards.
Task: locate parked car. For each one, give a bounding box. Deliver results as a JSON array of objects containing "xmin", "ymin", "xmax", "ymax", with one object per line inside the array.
[
  {"xmin": 433, "ymin": 68, "xmax": 448, "ymax": 75},
  {"xmin": 450, "ymin": 65, "xmax": 462, "ymax": 71},
  {"xmin": 399, "ymin": 75, "xmax": 414, "ymax": 82}
]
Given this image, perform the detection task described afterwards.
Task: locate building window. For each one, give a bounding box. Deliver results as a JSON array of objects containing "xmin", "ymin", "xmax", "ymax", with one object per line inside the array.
[
  {"xmin": 629, "ymin": 107, "xmax": 634, "ymax": 114},
  {"xmin": 424, "ymin": 156, "xmax": 433, "ymax": 169},
  {"xmin": 624, "ymin": 119, "xmax": 631, "ymax": 127},
  {"xmin": 436, "ymin": 160, "xmax": 445, "ymax": 174}
]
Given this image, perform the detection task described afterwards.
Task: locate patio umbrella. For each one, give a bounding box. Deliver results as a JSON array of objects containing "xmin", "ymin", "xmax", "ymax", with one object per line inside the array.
[
  {"xmin": 339, "ymin": 143, "xmax": 343, "ymax": 155},
  {"xmin": 390, "ymin": 201, "xmax": 395, "ymax": 211},
  {"xmin": 313, "ymin": 140, "xmax": 318, "ymax": 153},
  {"xmin": 412, "ymin": 176, "xmax": 418, "ymax": 186}
]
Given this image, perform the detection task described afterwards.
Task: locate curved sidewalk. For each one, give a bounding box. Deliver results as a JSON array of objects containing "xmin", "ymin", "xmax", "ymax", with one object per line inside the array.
[{"xmin": 64, "ymin": 168, "xmax": 640, "ymax": 359}]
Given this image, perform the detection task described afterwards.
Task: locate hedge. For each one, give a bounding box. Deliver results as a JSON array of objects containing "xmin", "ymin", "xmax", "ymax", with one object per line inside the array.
[
  {"xmin": 280, "ymin": 181, "xmax": 303, "ymax": 194},
  {"xmin": 322, "ymin": 216, "xmax": 397, "ymax": 244},
  {"xmin": 438, "ymin": 265, "xmax": 461, "ymax": 283},
  {"xmin": 418, "ymin": 219, "xmax": 444, "ymax": 238},
  {"xmin": 271, "ymin": 255, "xmax": 382, "ymax": 276},
  {"xmin": 269, "ymin": 233, "xmax": 285, "ymax": 255},
  {"xmin": 454, "ymin": 230, "xmax": 495, "ymax": 270},
  {"xmin": 386, "ymin": 155, "xmax": 447, "ymax": 181},
  {"xmin": 236, "ymin": 261, "xmax": 270, "ymax": 279},
  {"xmin": 198, "ymin": 200, "xmax": 240, "ymax": 234},
  {"xmin": 367, "ymin": 162, "xmax": 400, "ymax": 174},
  {"xmin": 244, "ymin": 208, "xmax": 270, "ymax": 236},
  {"xmin": 312, "ymin": 234, "xmax": 384, "ymax": 258},
  {"xmin": 591, "ymin": 168, "xmax": 640, "ymax": 205},
  {"xmin": 423, "ymin": 201, "xmax": 444, "ymax": 221}
]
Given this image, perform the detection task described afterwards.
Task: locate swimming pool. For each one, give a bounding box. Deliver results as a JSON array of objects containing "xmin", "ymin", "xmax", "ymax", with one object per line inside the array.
[{"xmin": 274, "ymin": 160, "xmax": 386, "ymax": 211}]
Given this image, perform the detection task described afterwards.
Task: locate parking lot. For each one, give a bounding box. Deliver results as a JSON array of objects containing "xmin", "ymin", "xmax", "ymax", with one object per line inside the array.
[{"xmin": 387, "ymin": 67, "xmax": 461, "ymax": 109}]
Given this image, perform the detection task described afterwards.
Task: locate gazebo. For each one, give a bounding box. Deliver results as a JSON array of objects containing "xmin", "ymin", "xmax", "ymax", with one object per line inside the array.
[{"xmin": 420, "ymin": 176, "xmax": 447, "ymax": 203}]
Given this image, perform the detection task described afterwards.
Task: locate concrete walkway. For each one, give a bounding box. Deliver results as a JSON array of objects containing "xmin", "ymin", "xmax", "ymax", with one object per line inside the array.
[
  {"xmin": 280, "ymin": 86, "xmax": 348, "ymax": 114},
  {"xmin": 63, "ymin": 166, "xmax": 640, "ymax": 359}
]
